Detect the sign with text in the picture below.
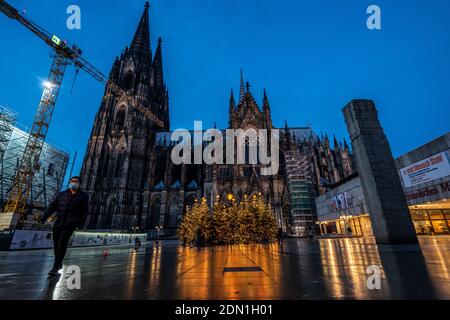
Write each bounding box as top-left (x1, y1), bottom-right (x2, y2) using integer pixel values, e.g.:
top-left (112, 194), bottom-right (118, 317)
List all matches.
top-left (331, 192), bottom-right (353, 211)
top-left (400, 150), bottom-right (450, 188)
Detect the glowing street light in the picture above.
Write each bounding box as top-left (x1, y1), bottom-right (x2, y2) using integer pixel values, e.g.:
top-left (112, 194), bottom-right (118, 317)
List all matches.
top-left (155, 225), bottom-right (163, 243)
top-left (42, 81), bottom-right (54, 89)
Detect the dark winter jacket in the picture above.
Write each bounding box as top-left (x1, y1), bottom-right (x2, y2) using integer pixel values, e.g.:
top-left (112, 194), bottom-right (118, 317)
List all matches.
top-left (41, 189), bottom-right (89, 228)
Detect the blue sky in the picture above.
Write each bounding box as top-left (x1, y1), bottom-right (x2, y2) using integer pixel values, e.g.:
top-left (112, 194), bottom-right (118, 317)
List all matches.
top-left (0, 0), bottom-right (449, 182)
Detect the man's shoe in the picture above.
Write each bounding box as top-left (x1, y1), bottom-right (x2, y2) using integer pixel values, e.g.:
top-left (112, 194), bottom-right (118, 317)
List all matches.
top-left (48, 267), bottom-right (60, 276)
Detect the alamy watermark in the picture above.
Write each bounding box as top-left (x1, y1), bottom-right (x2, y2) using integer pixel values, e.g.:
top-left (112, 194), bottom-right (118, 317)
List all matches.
top-left (366, 5), bottom-right (381, 30)
top-left (66, 265), bottom-right (81, 290)
top-left (170, 121), bottom-right (279, 176)
top-left (66, 5), bottom-right (81, 30)
top-left (64, 5), bottom-right (379, 32)
top-left (366, 265), bottom-right (381, 290)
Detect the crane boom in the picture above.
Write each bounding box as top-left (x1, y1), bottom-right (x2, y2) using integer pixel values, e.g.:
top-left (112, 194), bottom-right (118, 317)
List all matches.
top-left (0, 0), bottom-right (163, 229)
top-left (0, 0), bottom-right (164, 127)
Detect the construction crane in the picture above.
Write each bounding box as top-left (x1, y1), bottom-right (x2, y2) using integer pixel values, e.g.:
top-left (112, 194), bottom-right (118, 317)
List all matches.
top-left (0, 0), bottom-right (164, 227)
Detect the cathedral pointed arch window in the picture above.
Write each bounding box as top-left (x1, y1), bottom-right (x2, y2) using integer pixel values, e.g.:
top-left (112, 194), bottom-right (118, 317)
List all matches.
top-left (115, 105), bottom-right (127, 131)
top-left (149, 197), bottom-right (161, 229)
top-left (123, 70), bottom-right (134, 91)
top-left (168, 197), bottom-right (179, 228)
top-left (243, 133), bottom-right (259, 165)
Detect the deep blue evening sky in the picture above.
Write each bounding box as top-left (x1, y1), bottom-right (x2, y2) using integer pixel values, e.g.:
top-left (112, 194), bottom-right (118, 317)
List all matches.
top-left (1, 0), bottom-right (449, 181)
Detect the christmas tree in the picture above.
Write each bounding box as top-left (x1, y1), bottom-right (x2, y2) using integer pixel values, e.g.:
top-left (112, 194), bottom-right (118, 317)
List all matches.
top-left (178, 193), bottom-right (278, 245)
top-left (178, 197), bottom-right (212, 244)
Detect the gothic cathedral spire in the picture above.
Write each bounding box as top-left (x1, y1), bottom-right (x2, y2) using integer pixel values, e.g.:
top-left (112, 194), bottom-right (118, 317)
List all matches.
top-left (80, 1), bottom-right (170, 230)
top-left (152, 38), bottom-right (164, 88)
top-left (239, 68), bottom-right (245, 103)
top-left (130, 2), bottom-right (151, 58)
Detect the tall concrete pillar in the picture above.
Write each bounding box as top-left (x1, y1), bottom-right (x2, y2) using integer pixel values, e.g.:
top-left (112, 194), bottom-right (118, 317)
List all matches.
top-left (342, 99), bottom-right (417, 244)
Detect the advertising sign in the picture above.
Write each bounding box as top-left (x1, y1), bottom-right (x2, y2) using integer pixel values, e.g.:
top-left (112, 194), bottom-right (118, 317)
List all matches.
top-left (400, 150), bottom-right (450, 188)
top-left (331, 191), bottom-right (352, 211)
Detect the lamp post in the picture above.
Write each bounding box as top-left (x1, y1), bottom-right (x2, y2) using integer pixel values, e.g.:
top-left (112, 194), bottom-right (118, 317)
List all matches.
top-left (155, 225), bottom-right (162, 243)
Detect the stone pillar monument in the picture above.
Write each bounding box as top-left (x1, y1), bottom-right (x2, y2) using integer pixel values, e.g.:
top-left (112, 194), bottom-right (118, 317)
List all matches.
top-left (342, 99), bottom-right (417, 244)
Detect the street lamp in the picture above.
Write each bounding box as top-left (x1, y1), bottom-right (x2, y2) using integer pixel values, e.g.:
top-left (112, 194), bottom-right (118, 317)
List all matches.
top-left (155, 225), bottom-right (162, 243)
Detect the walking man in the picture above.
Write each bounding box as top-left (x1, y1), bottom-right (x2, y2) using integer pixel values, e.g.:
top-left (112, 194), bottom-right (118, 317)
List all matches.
top-left (40, 176), bottom-right (88, 276)
top-left (134, 236), bottom-right (142, 250)
top-left (277, 227), bottom-right (283, 245)
top-left (346, 226), bottom-right (353, 238)
top-left (196, 227), bottom-right (202, 251)
top-left (307, 226), bottom-right (314, 242)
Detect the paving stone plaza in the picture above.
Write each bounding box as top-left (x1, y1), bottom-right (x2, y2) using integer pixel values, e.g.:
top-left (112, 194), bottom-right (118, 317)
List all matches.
top-left (0, 236), bottom-right (448, 300)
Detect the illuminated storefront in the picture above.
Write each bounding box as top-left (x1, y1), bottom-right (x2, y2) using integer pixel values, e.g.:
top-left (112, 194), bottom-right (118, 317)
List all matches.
top-left (315, 174), bottom-right (374, 237)
top-left (315, 132), bottom-right (450, 237)
top-left (396, 133), bottom-right (450, 235)
top-left (318, 214), bottom-right (373, 237)
top-left (408, 202), bottom-right (450, 235)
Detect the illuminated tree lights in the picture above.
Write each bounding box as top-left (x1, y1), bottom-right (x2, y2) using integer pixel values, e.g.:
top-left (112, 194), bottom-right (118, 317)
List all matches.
top-left (178, 193), bottom-right (278, 245)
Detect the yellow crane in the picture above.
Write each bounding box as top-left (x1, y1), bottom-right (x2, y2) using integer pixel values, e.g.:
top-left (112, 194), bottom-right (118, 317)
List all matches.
top-left (0, 0), bottom-right (163, 229)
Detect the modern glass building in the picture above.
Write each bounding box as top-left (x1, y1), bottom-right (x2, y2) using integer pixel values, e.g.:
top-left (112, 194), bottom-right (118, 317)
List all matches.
top-left (0, 111), bottom-right (70, 212)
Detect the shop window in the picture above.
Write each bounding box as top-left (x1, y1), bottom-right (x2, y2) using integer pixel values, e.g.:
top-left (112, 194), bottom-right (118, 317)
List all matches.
top-left (336, 220), bottom-right (345, 234)
top-left (352, 218), bottom-right (363, 236)
top-left (414, 220), bottom-right (433, 235)
top-left (428, 210), bottom-right (444, 220)
top-left (360, 216), bottom-right (373, 236)
top-left (329, 222), bottom-right (337, 234)
top-left (410, 209), bottom-right (428, 220)
top-left (431, 220), bottom-right (449, 234)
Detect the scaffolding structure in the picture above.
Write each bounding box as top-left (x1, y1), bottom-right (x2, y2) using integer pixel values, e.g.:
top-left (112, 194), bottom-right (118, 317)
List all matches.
top-left (284, 147), bottom-right (315, 236)
top-left (0, 105), bottom-right (17, 153)
top-left (0, 106), bottom-right (18, 205)
top-left (1, 121), bottom-right (69, 228)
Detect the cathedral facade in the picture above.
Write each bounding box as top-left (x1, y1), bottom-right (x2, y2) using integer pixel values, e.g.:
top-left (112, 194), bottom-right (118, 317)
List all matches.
top-left (80, 3), bottom-right (355, 236)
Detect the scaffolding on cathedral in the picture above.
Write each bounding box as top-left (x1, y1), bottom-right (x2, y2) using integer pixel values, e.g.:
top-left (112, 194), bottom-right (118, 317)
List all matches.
top-left (284, 147), bottom-right (315, 236)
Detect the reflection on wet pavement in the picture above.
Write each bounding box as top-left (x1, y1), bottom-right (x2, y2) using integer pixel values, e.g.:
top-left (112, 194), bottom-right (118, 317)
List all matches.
top-left (0, 236), bottom-right (448, 300)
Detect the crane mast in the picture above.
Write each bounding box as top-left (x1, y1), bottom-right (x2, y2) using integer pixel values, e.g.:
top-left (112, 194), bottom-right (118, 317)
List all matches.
top-left (0, 0), bottom-right (163, 229)
top-left (3, 54), bottom-right (67, 220)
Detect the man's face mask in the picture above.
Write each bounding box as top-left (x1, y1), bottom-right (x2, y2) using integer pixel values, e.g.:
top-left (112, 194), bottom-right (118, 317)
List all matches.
top-left (69, 181), bottom-right (80, 191)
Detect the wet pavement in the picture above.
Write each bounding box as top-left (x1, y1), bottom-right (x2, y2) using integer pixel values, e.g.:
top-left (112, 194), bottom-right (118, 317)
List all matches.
top-left (0, 236), bottom-right (448, 300)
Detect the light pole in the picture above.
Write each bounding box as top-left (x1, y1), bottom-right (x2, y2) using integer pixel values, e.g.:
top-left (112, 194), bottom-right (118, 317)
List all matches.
top-left (155, 225), bottom-right (162, 243)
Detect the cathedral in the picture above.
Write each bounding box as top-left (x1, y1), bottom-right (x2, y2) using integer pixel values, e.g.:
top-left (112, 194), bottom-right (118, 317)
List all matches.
top-left (80, 3), bottom-right (355, 236)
